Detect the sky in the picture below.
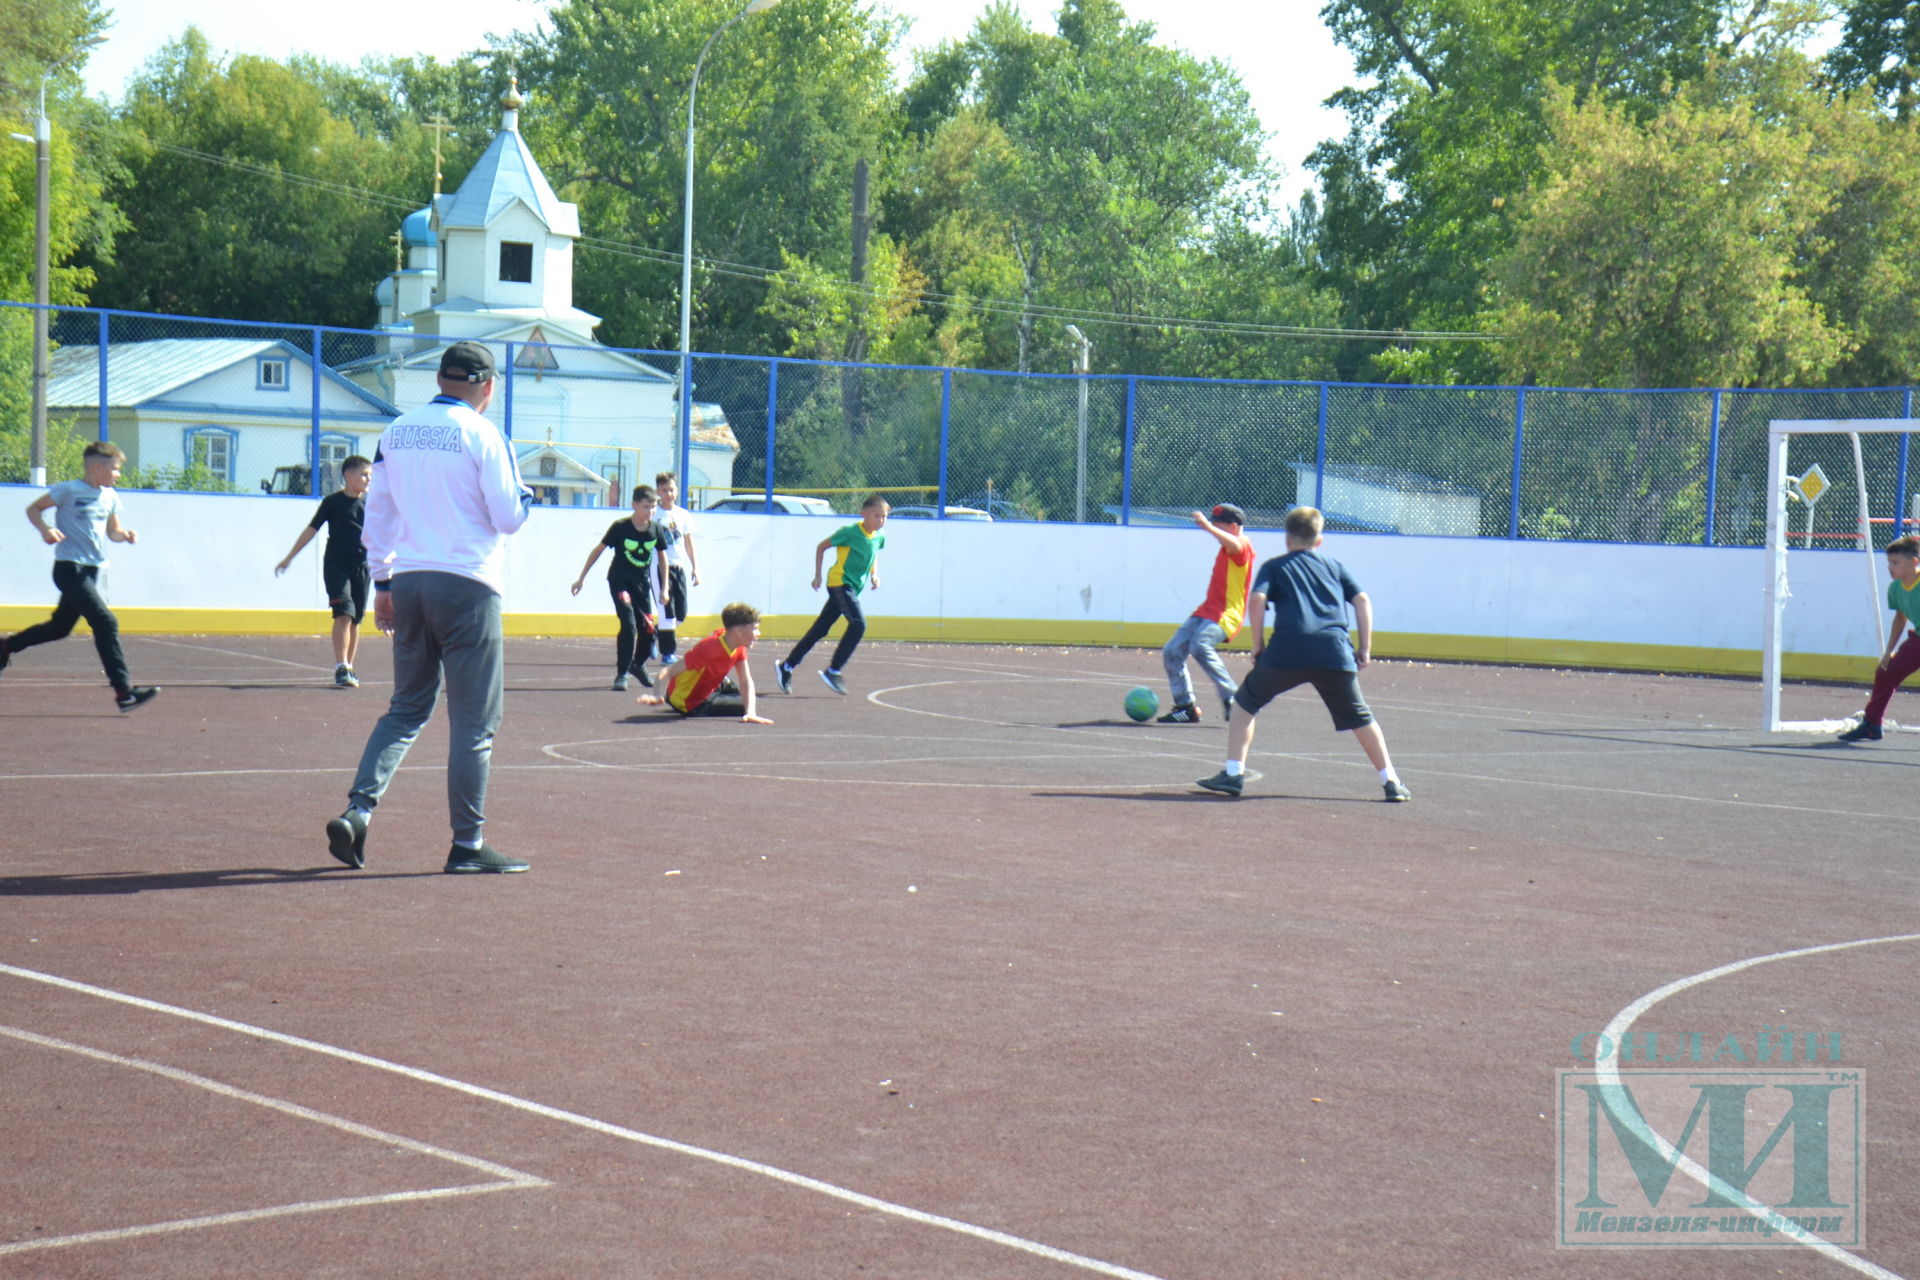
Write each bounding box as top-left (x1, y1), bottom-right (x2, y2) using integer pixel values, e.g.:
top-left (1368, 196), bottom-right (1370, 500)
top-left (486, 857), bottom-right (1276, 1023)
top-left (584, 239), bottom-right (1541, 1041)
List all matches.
top-left (79, 0), bottom-right (1356, 204)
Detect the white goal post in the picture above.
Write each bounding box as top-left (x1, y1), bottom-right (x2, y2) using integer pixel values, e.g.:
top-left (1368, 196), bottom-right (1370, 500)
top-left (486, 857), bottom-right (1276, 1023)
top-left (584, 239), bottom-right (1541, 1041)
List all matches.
top-left (1763, 418), bottom-right (1914, 731)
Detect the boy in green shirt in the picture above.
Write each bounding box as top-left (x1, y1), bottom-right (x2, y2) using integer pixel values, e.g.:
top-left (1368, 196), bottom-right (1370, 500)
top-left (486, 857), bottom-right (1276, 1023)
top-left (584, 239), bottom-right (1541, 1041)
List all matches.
top-left (775, 494), bottom-right (888, 695)
top-left (1838, 534), bottom-right (1920, 742)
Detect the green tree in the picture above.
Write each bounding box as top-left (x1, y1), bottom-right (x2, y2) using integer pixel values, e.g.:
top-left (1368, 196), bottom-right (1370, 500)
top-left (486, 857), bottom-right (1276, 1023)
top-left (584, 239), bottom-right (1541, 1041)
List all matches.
top-left (1826, 0), bottom-right (1920, 118)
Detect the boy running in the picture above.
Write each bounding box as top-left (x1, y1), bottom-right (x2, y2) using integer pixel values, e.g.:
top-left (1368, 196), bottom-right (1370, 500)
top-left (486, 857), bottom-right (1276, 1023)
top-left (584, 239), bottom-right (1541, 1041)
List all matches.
top-left (1158, 503), bottom-right (1255, 723)
top-left (1196, 506), bottom-right (1409, 802)
top-left (571, 484), bottom-right (668, 691)
top-left (274, 455), bottom-right (373, 687)
top-left (1837, 534), bottom-right (1920, 742)
top-left (636, 602), bottom-right (773, 723)
top-left (0, 441), bottom-right (159, 711)
top-left (775, 494), bottom-right (888, 695)
top-left (653, 471), bottom-right (701, 664)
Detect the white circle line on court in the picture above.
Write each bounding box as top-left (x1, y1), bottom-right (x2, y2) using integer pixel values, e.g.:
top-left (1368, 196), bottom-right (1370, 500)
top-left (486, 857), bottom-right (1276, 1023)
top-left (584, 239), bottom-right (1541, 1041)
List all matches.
top-left (0, 962), bottom-right (1171, 1280)
top-left (1593, 934), bottom-right (1920, 1279)
top-left (0, 1023), bottom-right (547, 1257)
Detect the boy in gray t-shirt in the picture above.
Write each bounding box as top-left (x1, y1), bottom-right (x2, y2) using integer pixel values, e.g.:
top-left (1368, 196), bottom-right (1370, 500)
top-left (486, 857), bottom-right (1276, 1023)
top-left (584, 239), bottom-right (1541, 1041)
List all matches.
top-left (0, 442), bottom-right (159, 711)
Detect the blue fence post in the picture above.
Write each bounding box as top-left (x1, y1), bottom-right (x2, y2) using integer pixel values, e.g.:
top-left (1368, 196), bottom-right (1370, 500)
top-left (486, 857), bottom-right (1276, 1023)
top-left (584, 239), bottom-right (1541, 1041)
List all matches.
top-left (310, 326), bottom-right (324, 495)
top-left (763, 358), bottom-right (778, 506)
top-left (1120, 376), bottom-right (1137, 526)
top-left (502, 342), bottom-right (515, 442)
top-left (938, 368), bottom-right (952, 511)
top-left (1899, 387), bottom-right (1915, 535)
top-left (1314, 383), bottom-right (1329, 510)
top-left (1702, 389), bottom-right (1723, 546)
top-left (95, 309), bottom-right (108, 442)
top-left (1509, 387), bottom-right (1526, 539)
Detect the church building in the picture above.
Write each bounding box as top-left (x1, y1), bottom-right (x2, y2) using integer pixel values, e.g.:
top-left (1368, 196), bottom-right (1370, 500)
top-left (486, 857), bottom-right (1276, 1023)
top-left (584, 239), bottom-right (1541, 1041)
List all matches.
top-left (346, 79), bottom-right (738, 507)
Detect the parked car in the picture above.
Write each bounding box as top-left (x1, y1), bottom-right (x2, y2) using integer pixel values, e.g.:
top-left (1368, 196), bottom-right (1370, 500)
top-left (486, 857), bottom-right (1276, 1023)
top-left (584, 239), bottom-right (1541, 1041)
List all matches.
top-left (887, 505), bottom-right (993, 521)
top-left (705, 493), bottom-right (836, 515)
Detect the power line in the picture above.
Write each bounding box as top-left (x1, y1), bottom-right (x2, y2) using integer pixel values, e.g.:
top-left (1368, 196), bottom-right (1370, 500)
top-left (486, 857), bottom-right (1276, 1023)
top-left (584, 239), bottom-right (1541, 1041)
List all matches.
top-left (148, 140), bottom-right (1501, 343)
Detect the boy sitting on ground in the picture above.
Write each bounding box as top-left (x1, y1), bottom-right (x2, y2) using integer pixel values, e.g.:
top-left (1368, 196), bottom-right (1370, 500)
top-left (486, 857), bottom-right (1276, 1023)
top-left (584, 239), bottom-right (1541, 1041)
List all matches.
top-left (636, 602), bottom-right (773, 724)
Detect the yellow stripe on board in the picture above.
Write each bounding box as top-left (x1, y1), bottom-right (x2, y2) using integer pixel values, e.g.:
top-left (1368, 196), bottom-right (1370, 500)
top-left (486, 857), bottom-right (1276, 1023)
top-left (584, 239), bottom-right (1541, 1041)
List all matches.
top-left (0, 607), bottom-right (1879, 684)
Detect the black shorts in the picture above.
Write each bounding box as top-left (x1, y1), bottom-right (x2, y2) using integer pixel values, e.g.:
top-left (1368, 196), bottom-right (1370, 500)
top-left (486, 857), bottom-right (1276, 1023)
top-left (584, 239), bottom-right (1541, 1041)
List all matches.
top-left (324, 564), bottom-right (370, 622)
top-left (1234, 663), bottom-right (1373, 731)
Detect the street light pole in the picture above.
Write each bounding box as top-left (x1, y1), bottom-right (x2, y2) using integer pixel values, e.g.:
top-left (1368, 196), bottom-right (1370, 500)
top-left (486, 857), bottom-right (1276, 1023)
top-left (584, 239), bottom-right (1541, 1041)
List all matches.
top-left (1066, 324), bottom-right (1091, 523)
top-left (678, 0), bottom-right (781, 501)
top-left (8, 83), bottom-right (53, 486)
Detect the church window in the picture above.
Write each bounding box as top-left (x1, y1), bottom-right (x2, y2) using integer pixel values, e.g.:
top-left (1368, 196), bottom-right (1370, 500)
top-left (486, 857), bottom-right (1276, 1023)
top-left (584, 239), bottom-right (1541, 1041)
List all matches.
top-left (499, 241), bottom-right (533, 283)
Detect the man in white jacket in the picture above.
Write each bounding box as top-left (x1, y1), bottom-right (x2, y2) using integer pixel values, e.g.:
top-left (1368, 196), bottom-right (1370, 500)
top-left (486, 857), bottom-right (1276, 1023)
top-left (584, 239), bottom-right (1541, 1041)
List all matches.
top-left (325, 342), bottom-right (535, 874)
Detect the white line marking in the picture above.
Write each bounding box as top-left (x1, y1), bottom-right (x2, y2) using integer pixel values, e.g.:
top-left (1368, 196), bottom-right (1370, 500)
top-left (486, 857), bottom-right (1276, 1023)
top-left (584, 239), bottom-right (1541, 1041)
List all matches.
top-left (0, 1023), bottom-right (546, 1257)
top-left (141, 636), bottom-right (333, 671)
top-left (0, 964), bottom-right (1169, 1280)
top-left (1593, 935), bottom-right (1920, 1280)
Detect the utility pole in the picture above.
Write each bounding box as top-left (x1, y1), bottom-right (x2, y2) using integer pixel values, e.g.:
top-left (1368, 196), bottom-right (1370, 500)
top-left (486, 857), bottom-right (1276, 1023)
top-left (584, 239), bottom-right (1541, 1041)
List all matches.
top-left (842, 158), bottom-right (871, 439)
top-left (8, 83), bottom-right (53, 485)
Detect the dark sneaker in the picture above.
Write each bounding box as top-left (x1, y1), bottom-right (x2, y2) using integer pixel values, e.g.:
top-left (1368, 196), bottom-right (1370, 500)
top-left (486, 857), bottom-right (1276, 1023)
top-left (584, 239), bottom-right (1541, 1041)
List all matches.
top-left (775, 662), bottom-right (793, 694)
top-left (1196, 770), bottom-right (1243, 797)
top-left (820, 669), bottom-right (848, 695)
top-left (0, 638), bottom-right (10, 673)
top-left (115, 686), bottom-right (159, 712)
top-left (444, 843), bottom-right (530, 874)
top-left (1157, 703), bottom-right (1202, 724)
top-left (326, 809), bottom-right (369, 869)
top-left (632, 664), bottom-right (654, 688)
top-left (612, 674), bottom-right (630, 692)
top-left (1222, 696), bottom-right (1236, 721)
top-left (1837, 720), bottom-right (1883, 742)
top-left (1383, 779), bottom-right (1412, 803)
top-left (334, 665), bottom-right (359, 688)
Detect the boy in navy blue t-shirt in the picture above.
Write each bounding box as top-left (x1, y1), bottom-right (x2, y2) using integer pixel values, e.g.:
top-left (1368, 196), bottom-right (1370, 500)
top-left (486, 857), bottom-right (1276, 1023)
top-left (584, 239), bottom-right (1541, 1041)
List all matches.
top-left (1197, 506), bottom-right (1409, 802)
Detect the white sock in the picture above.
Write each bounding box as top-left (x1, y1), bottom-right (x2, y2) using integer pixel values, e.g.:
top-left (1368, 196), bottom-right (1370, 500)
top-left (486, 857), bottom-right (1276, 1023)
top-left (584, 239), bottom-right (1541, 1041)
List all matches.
top-left (1224, 760), bottom-right (1244, 777)
top-left (453, 838), bottom-right (481, 851)
top-left (1378, 767), bottom-right (1399, 783)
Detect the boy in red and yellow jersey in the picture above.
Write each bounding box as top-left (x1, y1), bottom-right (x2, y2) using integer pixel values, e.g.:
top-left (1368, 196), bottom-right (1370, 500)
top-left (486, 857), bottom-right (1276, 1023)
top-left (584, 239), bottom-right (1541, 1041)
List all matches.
top-left (1158, 503), bottom-right (1254, 724)
top-left (637, 602), bottom-right (773, 724)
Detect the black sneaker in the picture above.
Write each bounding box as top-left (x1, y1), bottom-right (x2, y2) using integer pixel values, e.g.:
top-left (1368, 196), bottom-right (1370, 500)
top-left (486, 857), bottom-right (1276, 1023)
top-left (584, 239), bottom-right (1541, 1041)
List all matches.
top-left (612, 674), bottom-right (630, 692)
top-left (334, 665), bottom-right (359, 688)
top-left (444, 843), bottom-right (530, 874)
top-left (775, 662), bottom-right (793, 694)
top-left (326, 809), bottom-right (369, 869)
top-left (1196, 770), bottom-right (1243, 797)
top-left (1157, 704), bottom-right (1202, 724)
top-left (115, 686), bottom-right (159, 712)
top-left (820, 669), bottom-right (848, 695)
top-left (1383, 779), bottom-right (1412, 802)
top-left (1837, 721), bottom-right (1883, 742)
top-left (0, 638), bottom-right (10, 674)
top-left (632, 664), bottom-right (654, 688)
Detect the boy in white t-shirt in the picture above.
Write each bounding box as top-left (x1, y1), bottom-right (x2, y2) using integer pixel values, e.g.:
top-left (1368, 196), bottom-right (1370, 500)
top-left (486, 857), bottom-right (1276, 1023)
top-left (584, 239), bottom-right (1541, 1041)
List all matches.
top-left (652, 470), bottom-right (701, 666)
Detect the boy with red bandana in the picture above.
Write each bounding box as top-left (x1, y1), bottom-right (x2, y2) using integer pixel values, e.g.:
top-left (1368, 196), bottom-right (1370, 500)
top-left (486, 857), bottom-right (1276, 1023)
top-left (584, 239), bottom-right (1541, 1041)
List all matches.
top-left (1158, 503), bottom-right (1254, 723)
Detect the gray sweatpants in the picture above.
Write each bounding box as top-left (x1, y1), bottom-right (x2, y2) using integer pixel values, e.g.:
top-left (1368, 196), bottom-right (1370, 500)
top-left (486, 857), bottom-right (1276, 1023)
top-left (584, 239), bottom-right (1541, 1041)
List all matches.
top-left (348, 572), bottom-right (505, 846)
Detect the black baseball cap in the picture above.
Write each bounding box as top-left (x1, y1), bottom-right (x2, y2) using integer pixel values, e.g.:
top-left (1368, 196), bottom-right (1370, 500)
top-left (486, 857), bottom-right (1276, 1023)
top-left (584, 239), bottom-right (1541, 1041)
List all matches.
top-left (439, 341), bottom-right (496, 383)
top-left (1211, 503), bottom-right (1246, 526)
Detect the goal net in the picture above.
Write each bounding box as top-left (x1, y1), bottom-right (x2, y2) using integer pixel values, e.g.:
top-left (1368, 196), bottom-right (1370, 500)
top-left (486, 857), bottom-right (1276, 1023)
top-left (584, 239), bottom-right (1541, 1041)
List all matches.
top-left (1763, 418), bottom-right (1917, 731)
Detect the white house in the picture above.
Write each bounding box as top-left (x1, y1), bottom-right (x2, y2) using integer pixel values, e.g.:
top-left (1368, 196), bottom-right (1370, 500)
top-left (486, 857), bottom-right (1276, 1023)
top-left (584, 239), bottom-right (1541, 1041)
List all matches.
top-left (46, 337), bottom-right (399, 494)
top-left (346, 80), bottom-right (739, 507)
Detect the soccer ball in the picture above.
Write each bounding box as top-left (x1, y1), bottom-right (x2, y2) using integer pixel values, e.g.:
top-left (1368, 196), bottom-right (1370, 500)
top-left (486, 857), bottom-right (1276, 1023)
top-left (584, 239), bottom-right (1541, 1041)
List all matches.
top-left (1123, 686), bottom-right (1159, 722)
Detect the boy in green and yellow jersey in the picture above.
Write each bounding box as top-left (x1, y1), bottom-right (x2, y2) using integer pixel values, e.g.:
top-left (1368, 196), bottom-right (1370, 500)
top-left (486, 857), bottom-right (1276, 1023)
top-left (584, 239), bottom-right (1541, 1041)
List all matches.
top-left (776, 494), bottom-right (888, 696)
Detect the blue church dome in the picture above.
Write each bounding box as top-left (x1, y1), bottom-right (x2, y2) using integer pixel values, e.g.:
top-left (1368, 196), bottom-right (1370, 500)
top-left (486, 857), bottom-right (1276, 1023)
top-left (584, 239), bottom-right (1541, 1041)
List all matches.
top-left (401, 206), bottom-right (434, 247)
top-left (374, 276), bottom-right (395, 305)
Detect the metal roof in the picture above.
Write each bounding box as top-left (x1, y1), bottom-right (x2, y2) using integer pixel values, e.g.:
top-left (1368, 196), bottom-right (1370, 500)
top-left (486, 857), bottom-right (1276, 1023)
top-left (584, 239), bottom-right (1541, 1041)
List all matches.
top-left (435, 115), bottom-right (579, 238)
top-left (47, 338), bottom-right (397, 415)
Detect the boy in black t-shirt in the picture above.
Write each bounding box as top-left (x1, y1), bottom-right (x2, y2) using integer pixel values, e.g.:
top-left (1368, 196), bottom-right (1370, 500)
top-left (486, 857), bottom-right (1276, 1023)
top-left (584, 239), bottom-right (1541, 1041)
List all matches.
top-left (571, 484), bottom-right (669, 691)
top-left (274, 456), bottom-right (373, 687)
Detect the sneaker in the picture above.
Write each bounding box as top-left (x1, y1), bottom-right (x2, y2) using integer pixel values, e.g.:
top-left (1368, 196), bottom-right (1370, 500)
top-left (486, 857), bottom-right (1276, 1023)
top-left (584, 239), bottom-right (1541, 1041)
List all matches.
top-left (1157, 703), bottom-right (1202, 724)
top-left (326, 809), bottom-right (369, 869)
top-left (1222, 696), bottom-right (1236, 721)
top-left (115, 686), bottom-right (159, 713)
top-left (775, 662), bottom-right (793, 694)
top-left (0, 639), bottom-right (10, 674)
top-left (444, 843), bottom-right (530, 874)
top-left (1837, 720), bottom-right (1883, 742)
top-left (334, 665), bottom-right (359, 688)
top-left (612, 674), bottom-right (630, 692)
top-left (1196, 770), bottom-right (1243, 797)
top-left (820, 669), bottom-right (848, 695)
top-left (1383, 779), bottom-right (1412, 803)
top-left (632, 664), bottom-right (654, 688)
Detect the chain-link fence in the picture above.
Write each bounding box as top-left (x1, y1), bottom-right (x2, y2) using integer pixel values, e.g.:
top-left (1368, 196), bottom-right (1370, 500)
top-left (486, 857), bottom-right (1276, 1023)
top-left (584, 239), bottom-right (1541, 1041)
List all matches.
top-left (3, 299), bottom-right (1916, 545)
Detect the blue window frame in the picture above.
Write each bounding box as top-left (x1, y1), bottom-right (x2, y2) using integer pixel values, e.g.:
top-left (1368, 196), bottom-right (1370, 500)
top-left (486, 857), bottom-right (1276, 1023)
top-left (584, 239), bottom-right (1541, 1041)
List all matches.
top-left (257, 356), bottom-right (290, 391)
top-left (318, 432), bottom-right (357, 492)
top-left (184, 425), bottom-right (238, 482)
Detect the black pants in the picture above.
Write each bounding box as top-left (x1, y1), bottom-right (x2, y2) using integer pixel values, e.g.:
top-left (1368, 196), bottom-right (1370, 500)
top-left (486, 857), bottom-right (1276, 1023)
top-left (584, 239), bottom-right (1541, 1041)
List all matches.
top-left (785, 586), bottom-right (866, 673)
top-left (9, 561), bottom-right (131, 695)
top-left (657, 565), bottom-right (689, 661)
top-left (609, 580), bottom-right (657, 675)
top-left (682, 679), bottom-right (742, 717)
